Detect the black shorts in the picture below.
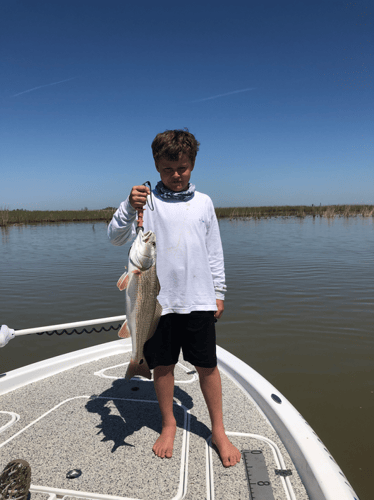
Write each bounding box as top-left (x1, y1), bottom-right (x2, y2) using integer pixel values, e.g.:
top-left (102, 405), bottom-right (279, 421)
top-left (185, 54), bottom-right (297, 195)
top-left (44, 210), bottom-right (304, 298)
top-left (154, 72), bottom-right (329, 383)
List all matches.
top-left (143, 311), bottom-right (217, 370)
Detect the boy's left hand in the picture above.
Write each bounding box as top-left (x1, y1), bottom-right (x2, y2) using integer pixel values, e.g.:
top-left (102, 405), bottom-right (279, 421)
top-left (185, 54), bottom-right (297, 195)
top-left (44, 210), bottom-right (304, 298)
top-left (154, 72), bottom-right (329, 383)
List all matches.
top-left (215, 299), bottom-right (224, 320)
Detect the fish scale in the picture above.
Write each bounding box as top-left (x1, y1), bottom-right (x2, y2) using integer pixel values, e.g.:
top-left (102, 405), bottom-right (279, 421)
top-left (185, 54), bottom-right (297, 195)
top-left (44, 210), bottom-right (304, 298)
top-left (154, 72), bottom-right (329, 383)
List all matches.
top-left (132, 267), bottom-right (161, 362)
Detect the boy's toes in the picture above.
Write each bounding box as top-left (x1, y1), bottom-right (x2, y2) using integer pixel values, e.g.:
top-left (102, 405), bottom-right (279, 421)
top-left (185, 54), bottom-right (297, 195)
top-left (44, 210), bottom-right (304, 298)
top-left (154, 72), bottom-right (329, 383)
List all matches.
top-left (153, 443), bottom-right (173, 458)
top-left (222, 451), bottom-right (241, 467)
top-left (152, 425), bottom-right (176, 459)
top-left (212, 435), bottom-right (241, 467)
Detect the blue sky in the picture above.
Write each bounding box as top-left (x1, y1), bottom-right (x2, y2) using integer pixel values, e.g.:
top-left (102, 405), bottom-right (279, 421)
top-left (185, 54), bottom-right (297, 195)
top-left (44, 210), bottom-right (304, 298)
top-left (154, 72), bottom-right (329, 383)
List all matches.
top-left (1, 0), bottom-right (373, 210)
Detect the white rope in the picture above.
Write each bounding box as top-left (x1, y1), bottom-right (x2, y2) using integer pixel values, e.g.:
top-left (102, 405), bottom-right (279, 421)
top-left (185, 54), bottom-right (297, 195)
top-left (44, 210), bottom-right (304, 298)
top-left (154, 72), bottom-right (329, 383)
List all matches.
top-left (13, 315), bottom-right (126, 336)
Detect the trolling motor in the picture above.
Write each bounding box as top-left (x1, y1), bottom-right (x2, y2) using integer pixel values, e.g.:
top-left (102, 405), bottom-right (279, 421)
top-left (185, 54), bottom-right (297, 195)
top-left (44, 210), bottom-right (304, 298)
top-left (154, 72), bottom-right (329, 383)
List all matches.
top-left (0, 325), bottom-right (15, 348)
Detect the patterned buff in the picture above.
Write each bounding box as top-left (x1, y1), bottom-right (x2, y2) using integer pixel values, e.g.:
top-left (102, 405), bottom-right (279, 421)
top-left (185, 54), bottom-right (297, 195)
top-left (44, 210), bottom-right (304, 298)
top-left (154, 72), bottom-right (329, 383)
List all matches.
top-left (155, 181), bottom-right (196, 201)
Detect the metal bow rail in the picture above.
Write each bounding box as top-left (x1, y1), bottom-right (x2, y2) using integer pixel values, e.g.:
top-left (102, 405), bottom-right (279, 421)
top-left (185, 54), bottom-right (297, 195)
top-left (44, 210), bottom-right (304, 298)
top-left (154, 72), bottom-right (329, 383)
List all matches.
top-left (13, 315), bottom-right (127, 337)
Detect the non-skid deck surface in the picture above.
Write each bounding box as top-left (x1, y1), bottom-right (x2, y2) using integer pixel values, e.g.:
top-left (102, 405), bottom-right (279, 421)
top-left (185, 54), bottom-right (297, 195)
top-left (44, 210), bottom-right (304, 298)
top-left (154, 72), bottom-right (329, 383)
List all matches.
top-left (0, 351), bottom-right (309, 500)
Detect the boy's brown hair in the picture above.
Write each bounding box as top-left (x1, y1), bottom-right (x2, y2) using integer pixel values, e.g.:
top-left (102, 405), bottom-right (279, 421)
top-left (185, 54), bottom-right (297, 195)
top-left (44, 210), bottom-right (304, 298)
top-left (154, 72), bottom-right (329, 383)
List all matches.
top-left (151, 129), bottom-right (200, 165)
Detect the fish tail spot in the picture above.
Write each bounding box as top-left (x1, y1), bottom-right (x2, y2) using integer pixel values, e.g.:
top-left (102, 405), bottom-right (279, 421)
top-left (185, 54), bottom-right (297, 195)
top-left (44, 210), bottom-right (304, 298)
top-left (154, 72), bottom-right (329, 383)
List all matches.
top-left (139, 359), bottom-right (144, 365)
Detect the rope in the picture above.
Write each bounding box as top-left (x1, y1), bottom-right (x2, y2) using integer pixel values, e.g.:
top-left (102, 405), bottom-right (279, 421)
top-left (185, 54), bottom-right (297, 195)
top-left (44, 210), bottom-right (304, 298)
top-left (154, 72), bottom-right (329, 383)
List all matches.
top-left (36, 324), bottom-right (122, 336)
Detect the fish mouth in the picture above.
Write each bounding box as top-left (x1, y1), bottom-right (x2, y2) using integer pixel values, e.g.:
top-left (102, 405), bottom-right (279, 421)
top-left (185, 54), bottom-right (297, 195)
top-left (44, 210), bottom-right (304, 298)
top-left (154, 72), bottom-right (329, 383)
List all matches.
top-left (143, 231), bottom-right (156, 245)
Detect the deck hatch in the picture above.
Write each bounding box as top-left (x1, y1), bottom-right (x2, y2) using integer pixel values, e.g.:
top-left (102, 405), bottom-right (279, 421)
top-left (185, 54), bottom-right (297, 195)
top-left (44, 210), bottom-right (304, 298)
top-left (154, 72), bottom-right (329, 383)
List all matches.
top-left (242, 449), bottom-right (275, 500)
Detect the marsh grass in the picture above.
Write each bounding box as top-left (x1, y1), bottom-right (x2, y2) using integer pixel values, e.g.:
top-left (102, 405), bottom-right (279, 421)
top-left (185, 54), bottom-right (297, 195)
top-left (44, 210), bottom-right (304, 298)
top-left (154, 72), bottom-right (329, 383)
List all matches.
top-left (0, 206), bottom-right (10, 226)
top-left (362, 206), bottom-right (374, 217)
top-left (1, 205), bottom-right (373, 226)
top-left (323, 206), bottom-right (337, 219)
top-left (1, 208), bottom-right (116, 226)
top-left (215, 205), bottom-right (374, 220)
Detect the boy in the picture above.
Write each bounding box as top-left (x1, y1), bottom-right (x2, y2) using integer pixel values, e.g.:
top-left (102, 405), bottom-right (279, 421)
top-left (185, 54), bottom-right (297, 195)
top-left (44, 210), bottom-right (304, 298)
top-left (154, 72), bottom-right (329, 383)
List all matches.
top-left (108, 129), bottom-right (241, 467)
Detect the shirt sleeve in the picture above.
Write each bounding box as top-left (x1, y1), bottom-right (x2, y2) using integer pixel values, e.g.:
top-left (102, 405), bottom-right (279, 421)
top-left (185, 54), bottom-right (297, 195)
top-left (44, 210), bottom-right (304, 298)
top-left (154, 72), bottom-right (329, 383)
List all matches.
top-left (205, 199), bottom-right (227, 300)
top-left (107, 197), bottom-right (137, 246)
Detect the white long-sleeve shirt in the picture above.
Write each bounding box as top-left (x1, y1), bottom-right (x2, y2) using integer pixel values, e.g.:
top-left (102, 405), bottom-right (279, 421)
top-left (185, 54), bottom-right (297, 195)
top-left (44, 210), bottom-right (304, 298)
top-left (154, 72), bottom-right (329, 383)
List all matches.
top-left (108, 190), bottom-right (226, 315)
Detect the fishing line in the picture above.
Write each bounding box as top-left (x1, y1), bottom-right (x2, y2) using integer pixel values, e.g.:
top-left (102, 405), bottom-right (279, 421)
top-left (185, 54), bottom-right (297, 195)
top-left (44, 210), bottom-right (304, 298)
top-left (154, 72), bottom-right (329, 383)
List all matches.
top-left (143, 181), bottom-right (154, 211)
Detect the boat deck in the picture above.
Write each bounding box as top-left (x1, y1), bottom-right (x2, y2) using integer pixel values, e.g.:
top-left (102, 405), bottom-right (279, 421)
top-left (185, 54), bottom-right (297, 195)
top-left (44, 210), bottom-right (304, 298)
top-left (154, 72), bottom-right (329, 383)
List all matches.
top-left (0, 345), bottom-right (309, 500)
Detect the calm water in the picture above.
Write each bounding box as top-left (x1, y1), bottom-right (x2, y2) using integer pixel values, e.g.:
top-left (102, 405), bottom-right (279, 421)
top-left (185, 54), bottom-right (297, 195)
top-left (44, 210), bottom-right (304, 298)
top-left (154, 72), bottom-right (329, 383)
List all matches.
top-left (1, 217), bottom-right (374, 499)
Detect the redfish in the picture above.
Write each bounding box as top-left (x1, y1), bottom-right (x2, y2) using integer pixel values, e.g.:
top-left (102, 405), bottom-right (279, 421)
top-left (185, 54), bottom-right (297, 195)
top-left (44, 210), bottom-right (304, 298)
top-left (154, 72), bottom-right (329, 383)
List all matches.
top-left (117, 229), bottom-right (162, 380)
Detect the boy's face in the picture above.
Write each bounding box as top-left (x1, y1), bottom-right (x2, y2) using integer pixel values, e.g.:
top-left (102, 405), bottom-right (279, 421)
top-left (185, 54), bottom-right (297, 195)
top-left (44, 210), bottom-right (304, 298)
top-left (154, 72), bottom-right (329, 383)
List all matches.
top-left (155, 154), bottom-right (194, 192)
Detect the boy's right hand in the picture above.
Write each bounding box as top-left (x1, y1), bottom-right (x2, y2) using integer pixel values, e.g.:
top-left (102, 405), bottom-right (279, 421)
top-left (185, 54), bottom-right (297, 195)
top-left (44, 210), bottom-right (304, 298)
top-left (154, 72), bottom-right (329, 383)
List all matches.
top-left (129, 185), bottom-right (150, 210)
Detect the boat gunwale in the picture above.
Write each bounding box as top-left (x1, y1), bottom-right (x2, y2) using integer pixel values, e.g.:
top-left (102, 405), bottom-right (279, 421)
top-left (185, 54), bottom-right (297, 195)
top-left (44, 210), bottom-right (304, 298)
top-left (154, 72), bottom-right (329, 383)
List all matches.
top-left (216, 346), bottom-right (359, 500)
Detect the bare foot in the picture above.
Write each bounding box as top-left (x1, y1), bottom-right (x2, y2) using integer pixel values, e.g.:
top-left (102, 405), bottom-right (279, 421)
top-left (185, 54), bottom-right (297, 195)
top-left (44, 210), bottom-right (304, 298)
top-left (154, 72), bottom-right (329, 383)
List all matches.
top-left (212, 432), bottom-right (241, 467)
top-left (153, 423), bottom-right (177, 458)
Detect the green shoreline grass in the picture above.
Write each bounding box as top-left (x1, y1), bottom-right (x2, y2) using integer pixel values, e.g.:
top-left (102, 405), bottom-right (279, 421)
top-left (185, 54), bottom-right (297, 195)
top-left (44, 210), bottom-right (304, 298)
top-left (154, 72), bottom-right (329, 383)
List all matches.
top-left (215, 204), bottom-right (374, 219)
top-left (1, 205), bottom-right (373, 227)
top-left (0, 208), bottom-right (115, 226)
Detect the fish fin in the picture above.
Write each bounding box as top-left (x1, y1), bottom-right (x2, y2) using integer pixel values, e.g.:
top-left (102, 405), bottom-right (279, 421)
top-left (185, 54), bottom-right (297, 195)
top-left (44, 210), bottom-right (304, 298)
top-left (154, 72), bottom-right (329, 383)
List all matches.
top-left (117, 272), bottom-right (129, 291)
top-left (125, 358), bottom-right (152, 380)
top-left (118, 320), bottom-right (131, 339)
top-left (156, 276), bottom-right (161, 295)
top-left (132, 269), bottom-right (141, 275)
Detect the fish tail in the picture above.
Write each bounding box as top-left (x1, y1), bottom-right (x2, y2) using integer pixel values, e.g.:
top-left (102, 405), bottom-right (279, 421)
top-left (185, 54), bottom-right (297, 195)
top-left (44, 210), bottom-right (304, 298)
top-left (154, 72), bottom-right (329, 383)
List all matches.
top-left (125, 358), bottom-right (152, 380)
